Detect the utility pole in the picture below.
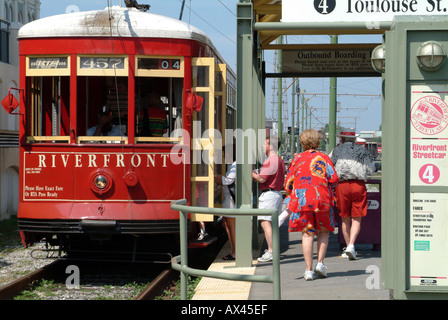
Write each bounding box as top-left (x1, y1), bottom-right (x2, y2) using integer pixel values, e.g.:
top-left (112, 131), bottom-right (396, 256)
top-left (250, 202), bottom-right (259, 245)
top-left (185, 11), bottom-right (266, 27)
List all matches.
top-left (329, 35), bottom-right (338, 153)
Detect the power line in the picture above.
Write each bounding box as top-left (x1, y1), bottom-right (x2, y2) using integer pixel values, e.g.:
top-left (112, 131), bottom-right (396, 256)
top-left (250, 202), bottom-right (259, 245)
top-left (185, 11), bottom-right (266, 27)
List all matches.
top-left (178, 0), bottom-right (236, 45)
top-left (217, 0), bottom-right (236, 16)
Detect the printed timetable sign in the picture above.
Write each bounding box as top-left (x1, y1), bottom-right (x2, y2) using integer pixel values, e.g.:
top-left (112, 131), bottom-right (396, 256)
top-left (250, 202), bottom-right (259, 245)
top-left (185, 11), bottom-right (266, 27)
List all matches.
top-left (410, 193), bottom-right (448, 289)
top-left (410, 84), bottom-right (448, 187)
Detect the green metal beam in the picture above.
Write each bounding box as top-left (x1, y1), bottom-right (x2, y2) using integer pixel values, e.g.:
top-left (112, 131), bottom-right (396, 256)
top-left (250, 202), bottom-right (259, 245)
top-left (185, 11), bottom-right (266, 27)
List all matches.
top-left (254, 21), bottom-right (393, 34)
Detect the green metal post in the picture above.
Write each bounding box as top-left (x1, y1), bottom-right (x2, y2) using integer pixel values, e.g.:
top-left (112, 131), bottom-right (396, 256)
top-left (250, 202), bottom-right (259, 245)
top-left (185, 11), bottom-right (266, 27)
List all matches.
top-left (171, 200), bottom-right (281, 300)
top-left (236, 1), bottom-right (254, 267)
top-left (291, 79), bottom-right (295, 156)
top-left (271, 205), bottom-right (281, 300)
top-left (300, 93), bottom-right (304, 152)
top-left (329, 35), bottom-right (338, 152)
top-left (277, 36), bottom-right (283, 152)
top-left (296, 80), bottom-right (300, 153)
top-left (179, 200), bottom-right (188, 300)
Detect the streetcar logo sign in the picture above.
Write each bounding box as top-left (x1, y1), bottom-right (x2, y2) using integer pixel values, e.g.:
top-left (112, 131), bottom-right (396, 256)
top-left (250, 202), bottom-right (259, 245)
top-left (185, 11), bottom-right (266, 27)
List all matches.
top-left (411, 96), bottom-right (448, 135)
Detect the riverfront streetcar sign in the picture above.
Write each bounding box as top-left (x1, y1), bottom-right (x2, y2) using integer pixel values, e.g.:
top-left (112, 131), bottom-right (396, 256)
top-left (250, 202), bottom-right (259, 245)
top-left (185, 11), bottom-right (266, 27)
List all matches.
top-left (283, 0), bottom-right (448, 23)
top-left (409, 84), bottom-right (448, 288)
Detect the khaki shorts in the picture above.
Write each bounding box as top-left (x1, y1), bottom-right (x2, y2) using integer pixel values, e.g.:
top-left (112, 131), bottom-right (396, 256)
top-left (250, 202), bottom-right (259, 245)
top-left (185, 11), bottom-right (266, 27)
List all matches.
top-left (257, 190), bottom-right (283, 221)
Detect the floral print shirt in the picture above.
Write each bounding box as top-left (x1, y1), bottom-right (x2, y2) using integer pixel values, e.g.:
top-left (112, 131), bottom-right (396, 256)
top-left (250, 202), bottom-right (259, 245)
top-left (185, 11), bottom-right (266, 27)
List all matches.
top-left (285, 150), bottom-right (339, 213)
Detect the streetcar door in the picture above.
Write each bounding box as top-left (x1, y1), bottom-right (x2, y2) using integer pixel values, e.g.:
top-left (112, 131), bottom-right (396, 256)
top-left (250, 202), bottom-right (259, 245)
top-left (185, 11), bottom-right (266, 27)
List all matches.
top-left (190, 58), bottom-right (227, 222)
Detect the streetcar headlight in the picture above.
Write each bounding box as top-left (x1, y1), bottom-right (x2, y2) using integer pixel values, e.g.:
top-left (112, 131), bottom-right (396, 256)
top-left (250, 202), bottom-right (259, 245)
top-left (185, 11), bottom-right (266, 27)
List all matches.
top-left (90, 171), bottom-right (113, 195)
top-left (94, 175), bottom-right (108, 190)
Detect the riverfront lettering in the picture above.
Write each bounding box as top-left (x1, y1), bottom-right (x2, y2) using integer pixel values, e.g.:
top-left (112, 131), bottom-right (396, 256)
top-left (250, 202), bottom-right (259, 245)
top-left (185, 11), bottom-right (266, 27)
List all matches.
top-left (346, 0), bottom-right (447, 13)
top-left (37, 153), bottom-right (170, 169)
top-left (412, 143), bottom-right (448, 159)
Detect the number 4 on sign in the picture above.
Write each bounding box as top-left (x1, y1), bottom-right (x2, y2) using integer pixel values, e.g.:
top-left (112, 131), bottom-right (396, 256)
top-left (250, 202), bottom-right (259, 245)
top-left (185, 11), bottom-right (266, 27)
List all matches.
top-left (423, 165), bottom-right (434, 183)
top-left (419, 164), bottom-right (440, 184)
top-left (315, 0), bottom-right (336, 14)
top-left (318, 0), bottom-right (329, 13)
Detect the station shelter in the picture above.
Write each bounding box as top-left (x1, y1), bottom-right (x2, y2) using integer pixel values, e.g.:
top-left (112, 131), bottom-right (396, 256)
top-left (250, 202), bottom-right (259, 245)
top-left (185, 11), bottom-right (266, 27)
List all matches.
top-left (235, 0), bottom-right (448, 300)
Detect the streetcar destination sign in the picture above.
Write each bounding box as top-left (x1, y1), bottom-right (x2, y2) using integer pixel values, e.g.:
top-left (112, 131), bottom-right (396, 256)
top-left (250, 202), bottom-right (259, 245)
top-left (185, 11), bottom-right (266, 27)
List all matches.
top-left (283, 0), bottom-right (448, 23)
top-left (29, 57), bottom-right (68, 69)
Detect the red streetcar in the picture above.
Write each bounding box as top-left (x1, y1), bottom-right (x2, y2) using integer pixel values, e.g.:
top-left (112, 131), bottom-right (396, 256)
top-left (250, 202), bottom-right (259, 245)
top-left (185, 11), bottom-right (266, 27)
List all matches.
top-left (4, 6), bottom-right (236, 258)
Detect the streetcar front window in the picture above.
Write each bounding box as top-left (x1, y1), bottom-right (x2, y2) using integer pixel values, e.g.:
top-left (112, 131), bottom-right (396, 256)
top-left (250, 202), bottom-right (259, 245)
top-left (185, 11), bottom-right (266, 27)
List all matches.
top-left (25, 76), bottom-right (71, 143)
top-left (77, 76), bottom-right (128, 143)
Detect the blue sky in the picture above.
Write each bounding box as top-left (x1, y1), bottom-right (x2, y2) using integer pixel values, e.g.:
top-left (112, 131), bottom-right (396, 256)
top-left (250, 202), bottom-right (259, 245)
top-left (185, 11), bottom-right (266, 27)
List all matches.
top-left (39, 0), bottom-right (383, 133)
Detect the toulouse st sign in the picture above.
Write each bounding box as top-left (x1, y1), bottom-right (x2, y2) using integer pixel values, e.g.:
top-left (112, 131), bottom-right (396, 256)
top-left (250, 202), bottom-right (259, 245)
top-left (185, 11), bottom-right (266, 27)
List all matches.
top-left (283, 0), bottom-right (448, 23)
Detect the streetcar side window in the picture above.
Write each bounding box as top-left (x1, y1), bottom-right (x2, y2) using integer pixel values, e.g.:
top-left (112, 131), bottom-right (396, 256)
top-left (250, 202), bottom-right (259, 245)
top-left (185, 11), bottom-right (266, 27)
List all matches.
top-left (25, 76), bottom-right (70, 143)
top-left (135, 77), bottom-right (183, 143)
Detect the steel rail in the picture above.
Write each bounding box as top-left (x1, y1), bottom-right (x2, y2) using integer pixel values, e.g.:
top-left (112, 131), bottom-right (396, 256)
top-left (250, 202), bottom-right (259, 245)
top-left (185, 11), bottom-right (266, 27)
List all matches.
top-left (0, 260), bottom-right (64, 300)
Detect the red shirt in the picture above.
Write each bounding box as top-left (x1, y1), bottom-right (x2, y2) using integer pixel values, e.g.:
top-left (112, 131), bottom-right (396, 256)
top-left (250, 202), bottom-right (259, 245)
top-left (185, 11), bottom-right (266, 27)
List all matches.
top-left (258, 154), bottom-right (285, 191)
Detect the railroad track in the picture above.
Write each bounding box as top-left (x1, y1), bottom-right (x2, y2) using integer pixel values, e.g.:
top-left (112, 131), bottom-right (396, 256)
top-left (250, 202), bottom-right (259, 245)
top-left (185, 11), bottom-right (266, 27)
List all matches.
top-left (0, 259), bottom-right (179, 300)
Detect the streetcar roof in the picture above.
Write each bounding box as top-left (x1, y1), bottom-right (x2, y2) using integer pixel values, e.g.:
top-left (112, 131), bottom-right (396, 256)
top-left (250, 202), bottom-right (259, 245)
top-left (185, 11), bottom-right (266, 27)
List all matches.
top-left (18, 6), bottom-right (212, 46)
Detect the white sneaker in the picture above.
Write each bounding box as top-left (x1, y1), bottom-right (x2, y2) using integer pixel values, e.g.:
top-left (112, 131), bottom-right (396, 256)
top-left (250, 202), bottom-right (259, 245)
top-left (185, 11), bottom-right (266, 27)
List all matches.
top-left (344, 245), bottom-right (357, 260)
top-left (315, 262), bottom-right (328, 278)
top-left (258, 249), bottom-right (273, 262)
top-left (197, 232), bottom-right (208, 241)
top-left (304, 270), bottom-right (315, 281)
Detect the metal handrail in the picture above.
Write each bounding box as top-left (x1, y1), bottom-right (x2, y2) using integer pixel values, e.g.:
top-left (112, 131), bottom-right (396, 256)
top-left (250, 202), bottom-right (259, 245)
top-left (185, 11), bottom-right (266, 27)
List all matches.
top-left (170, 199), bottom-right (281, 300)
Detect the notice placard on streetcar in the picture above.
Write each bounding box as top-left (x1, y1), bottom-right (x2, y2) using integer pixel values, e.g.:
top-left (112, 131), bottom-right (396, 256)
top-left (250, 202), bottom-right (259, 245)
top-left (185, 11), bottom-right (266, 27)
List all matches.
top-left (410, 84), bottom-right (448, 187)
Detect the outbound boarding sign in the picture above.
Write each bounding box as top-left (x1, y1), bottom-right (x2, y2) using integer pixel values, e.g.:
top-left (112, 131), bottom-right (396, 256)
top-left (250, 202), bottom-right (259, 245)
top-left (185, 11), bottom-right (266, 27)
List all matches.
top-left (282, 0), bottom-right (448, 23)
top-left (282, 47), bottom-right (377, 76)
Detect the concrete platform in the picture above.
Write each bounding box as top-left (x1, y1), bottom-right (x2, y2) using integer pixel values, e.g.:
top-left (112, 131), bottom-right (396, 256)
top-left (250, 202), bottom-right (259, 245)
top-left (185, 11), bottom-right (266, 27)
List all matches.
top-left (193, 223), bottom-right (391, 300)
top-left (250, 224), bottom-right (391, 300)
